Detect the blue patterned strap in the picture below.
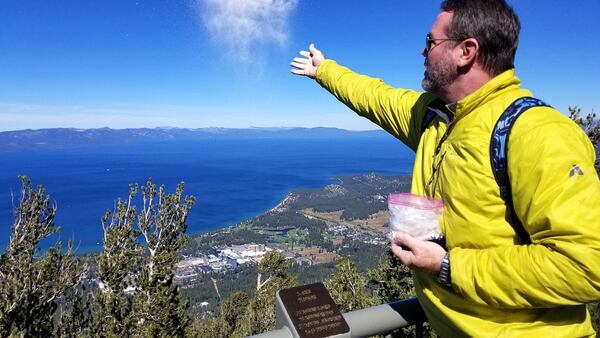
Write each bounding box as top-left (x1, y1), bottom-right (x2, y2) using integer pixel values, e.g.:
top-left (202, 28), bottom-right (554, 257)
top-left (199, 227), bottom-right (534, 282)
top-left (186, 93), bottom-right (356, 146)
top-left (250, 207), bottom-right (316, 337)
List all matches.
top-left (490, 97), bottom-right (550, 245)
top-left (421, 98), bottom-right (453, 134)
top-left (422, 109), bottom-right (438, 134)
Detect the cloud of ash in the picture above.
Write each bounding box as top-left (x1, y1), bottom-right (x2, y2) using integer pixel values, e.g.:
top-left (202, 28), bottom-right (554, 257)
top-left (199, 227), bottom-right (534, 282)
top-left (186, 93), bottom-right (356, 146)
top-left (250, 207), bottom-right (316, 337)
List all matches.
top-left (198, 0), bottom-right (298, 61)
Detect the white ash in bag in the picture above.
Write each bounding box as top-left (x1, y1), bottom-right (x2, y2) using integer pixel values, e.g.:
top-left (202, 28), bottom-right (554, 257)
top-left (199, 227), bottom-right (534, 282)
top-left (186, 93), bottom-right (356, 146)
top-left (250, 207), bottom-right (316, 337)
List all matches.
top-left (388, 193), bottom-right (444, 241)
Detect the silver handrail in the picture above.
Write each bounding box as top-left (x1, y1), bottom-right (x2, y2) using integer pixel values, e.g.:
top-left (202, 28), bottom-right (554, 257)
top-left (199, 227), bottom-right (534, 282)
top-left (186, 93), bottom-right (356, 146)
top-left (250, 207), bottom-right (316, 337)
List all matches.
top-left (247, 297), bottom-right (426, 338)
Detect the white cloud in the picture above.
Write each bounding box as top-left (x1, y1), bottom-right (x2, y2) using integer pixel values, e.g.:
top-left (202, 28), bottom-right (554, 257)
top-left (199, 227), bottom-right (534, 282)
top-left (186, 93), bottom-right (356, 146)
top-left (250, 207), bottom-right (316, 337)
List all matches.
top-left (198, 0), bottom-right (298, 61)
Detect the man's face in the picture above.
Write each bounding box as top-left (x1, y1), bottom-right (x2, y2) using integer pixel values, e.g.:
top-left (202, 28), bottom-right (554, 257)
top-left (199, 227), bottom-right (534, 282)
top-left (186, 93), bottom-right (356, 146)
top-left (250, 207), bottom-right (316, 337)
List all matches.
top-left (422, 12), bottom-right (459, 97)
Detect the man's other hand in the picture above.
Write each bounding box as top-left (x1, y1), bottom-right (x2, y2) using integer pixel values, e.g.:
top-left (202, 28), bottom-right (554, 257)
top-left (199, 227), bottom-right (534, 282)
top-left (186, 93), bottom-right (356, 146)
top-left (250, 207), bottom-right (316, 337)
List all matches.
top-left (391, 233), bottom-right (447, 275)
top-left (290, 43), bottom-right (325, 79)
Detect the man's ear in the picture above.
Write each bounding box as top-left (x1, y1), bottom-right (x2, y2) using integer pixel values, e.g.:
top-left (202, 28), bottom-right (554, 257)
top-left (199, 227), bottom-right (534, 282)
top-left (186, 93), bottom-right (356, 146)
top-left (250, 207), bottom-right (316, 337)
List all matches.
top-left (457, 38), bottom-right (479, 67)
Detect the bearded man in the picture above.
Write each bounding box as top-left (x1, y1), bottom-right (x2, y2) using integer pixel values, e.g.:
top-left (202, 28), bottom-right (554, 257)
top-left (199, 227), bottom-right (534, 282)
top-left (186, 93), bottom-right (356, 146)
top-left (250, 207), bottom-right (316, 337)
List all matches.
top-left (291, 0), bottom-right (600, 336)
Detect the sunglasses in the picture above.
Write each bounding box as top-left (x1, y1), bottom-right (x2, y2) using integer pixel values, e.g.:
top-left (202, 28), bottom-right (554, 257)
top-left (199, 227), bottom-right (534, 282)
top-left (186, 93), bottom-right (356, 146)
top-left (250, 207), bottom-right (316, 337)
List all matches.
top-left (425, 33), bottom-right (463, 52)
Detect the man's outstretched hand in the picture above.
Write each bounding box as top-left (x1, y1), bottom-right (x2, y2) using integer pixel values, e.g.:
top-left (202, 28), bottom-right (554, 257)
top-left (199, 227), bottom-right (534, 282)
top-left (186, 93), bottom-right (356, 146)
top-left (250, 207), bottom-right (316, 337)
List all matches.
top-left (290, 43), bottom-right (325, 79)
top-left (391, 233), bottom-right (447, 275)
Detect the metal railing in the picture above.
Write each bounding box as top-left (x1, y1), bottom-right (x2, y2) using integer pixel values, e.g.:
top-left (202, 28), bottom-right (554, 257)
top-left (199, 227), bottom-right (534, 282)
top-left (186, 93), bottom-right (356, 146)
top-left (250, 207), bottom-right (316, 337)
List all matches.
top-left (248, 297), bottom-right (427, 338)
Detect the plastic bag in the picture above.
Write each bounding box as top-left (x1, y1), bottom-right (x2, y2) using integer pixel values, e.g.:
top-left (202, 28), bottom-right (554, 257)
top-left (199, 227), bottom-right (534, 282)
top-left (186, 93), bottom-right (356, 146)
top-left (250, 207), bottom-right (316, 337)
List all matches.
top-left (388, 193), bottom-right (444, 241)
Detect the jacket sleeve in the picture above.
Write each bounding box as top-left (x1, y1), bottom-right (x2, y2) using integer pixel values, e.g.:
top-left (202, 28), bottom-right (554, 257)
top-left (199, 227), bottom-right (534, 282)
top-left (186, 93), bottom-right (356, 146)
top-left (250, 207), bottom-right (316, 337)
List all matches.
top-left (315, 60), bottom-right (435, 151)
top-left (451, 110), bottom-right (600, 308)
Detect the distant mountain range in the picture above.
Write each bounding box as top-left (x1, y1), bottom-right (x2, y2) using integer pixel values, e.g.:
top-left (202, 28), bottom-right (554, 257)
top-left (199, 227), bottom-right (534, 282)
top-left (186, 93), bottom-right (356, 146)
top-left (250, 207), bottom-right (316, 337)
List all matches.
top-left (0, 127), bottom-right (387, 151)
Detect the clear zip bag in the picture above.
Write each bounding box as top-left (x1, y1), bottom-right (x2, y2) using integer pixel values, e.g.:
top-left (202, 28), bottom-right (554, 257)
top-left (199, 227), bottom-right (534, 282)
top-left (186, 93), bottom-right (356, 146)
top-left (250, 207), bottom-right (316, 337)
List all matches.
top-left (388, 193), bottom-right (444, 241)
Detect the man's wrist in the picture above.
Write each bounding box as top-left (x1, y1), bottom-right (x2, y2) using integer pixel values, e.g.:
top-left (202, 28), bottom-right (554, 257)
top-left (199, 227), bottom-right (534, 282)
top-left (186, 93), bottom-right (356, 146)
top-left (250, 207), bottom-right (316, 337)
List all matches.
top-left (314, 59), bottom-right (333, 82)
top-left (437, 252), bottom-right (451, 286)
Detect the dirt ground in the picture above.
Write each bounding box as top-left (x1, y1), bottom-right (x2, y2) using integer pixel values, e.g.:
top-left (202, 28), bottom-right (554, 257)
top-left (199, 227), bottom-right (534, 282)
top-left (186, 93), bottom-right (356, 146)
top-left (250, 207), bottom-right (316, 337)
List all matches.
top-left (297, 246), bottom-right (338, 264)
top-left (301, 209), bottom-right (390, 235)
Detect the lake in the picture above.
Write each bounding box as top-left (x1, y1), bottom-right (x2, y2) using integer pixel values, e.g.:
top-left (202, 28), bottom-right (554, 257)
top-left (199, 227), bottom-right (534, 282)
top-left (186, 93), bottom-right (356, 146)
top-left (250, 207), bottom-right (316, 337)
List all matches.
top-left (0, 135), bottom-right (415, 253)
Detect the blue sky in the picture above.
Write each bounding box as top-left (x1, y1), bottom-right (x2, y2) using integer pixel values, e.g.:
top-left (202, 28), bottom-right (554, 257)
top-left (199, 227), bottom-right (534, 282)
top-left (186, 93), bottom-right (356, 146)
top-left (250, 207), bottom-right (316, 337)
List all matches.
top-left (0, 0), bottom-right (598, 132)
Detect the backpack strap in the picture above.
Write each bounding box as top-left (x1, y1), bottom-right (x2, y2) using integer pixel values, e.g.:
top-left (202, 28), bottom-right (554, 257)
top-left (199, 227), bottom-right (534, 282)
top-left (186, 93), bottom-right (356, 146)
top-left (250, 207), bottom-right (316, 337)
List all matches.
top-left (421, 98), bottom-right (453, 134)
top-left (490, 97), bottom-right (550, 245)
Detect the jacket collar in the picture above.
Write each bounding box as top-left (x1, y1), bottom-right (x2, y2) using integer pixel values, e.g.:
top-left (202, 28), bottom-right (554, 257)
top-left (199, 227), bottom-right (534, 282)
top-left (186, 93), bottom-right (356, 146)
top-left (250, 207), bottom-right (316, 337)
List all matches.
top-left (452, 69), bottom-right (521, 121)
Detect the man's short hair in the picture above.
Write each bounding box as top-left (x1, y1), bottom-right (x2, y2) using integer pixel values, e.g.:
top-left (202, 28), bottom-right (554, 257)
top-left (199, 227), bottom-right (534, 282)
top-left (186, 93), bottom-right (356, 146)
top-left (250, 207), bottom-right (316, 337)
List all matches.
top-left (441, 0), bottom-right (520, 76)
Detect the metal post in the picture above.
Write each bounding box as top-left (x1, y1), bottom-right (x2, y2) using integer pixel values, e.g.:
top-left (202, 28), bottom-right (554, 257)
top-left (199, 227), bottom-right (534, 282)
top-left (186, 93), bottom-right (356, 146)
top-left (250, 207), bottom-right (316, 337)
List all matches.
top-left (342, 298), bottom-right (425, 337)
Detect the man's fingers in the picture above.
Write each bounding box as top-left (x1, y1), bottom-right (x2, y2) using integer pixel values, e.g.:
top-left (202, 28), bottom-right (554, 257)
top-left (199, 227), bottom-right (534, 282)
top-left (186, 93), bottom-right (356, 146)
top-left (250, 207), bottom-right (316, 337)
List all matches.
top-left (391, 242), bottom-right (414, 266)
top-left (291, 45), bottom-right (319, 78)
top-left (394, 233), bottom-right (419, 250)
top-left (309, 43), bottom-right (325, 60)
top-left (292, 57), bottom-right (308, 64)
top-left (290, 61), bottom-right (306, 69)
top-left (390, 241), bottom-right (404, 257)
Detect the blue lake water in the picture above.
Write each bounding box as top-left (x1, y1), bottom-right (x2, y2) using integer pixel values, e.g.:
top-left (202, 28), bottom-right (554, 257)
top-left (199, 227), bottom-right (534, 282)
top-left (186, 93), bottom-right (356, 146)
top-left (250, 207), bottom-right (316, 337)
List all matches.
top-left (0, 135), bottom-right (415, 253)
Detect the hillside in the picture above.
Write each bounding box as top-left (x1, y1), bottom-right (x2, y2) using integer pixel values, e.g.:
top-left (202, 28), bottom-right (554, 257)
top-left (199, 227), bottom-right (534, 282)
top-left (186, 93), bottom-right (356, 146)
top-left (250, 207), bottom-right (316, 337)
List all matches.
top-left (178, 172), bottom-right (412, 314)
top-left (0, 127), bottom-right (387, 151)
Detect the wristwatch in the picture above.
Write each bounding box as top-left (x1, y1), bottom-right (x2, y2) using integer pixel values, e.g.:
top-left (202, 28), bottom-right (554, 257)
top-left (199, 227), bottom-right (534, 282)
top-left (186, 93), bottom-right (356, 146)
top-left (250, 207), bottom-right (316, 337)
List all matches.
top-left (437, 252), bottom-right (451, 286)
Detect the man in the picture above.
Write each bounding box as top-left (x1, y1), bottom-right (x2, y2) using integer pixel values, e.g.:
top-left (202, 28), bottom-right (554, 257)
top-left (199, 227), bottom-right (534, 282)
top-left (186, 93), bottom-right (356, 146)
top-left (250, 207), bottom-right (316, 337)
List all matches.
top-left (291, 0), bottom-right (600, 336)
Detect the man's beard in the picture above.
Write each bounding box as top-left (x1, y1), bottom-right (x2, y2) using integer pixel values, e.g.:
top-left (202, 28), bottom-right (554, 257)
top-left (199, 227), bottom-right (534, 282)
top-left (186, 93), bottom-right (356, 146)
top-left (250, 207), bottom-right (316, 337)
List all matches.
top-left (422, 53), bottom-right (457, 96)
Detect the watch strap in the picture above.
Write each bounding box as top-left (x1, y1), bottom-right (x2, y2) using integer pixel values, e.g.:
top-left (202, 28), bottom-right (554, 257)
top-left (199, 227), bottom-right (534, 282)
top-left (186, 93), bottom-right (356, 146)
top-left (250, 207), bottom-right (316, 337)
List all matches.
top-left (437, 252), bottom-right (451, 286)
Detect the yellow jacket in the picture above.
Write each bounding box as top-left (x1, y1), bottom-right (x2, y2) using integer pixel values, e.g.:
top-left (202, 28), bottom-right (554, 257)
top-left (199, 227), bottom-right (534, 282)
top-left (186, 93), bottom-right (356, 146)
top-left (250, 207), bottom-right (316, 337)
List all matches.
top-left (316, 59), bottom-right (600, 337)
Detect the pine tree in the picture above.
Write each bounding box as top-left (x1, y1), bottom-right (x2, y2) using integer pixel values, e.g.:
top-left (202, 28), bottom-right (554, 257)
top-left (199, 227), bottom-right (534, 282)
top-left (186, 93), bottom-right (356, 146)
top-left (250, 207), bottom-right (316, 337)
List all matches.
top-left (324, 255), bottom-right (376, 313)
top-left (93, 180), bottom-right (195, 337)
top-left (256, 251), bottom-right (291, 291)
top-left (132, 180), bottom-right (195, 338)
top-left (186, 318), bottom-right (229, 338)
top-left (367, 249), bottom-right (414, 303)
top-left (569, 106), bottom-right (600, 172)
top-left (57, 285), bottom-right (94, 338)
top-left (366, 249), bottom-right (434, 337)
top-left (0, 177), bottom-right (84, 338)
top-left (233, 251), bottom-right (296, 337)
top-left (93, 183), bottom-right (140, 337)
top-left (219, 291), bottom-right (249, 335)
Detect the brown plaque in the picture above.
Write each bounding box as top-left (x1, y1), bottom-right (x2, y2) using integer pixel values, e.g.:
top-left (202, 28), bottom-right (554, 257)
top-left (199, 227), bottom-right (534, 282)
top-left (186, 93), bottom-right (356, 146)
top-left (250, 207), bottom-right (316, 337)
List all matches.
top-left (278, 283), bottom-right (350, 338)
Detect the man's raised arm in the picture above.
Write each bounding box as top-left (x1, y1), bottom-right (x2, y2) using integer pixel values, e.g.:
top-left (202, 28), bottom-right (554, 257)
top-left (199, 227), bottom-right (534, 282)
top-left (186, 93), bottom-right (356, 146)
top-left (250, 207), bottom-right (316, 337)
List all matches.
top-left (288, 44), bottom-right (436, 151)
